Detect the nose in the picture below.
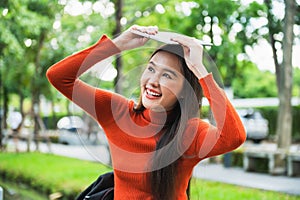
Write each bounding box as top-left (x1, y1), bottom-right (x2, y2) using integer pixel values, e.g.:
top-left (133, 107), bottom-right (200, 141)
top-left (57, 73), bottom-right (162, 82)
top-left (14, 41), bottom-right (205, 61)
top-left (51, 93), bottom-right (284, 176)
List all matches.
top-left (148, 74), bottom-right (160, 87)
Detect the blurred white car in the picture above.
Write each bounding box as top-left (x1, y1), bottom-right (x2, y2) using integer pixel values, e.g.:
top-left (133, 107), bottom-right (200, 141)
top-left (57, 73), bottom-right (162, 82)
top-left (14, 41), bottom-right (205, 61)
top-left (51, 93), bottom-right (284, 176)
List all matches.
top-left (57, 116), bottom-right (87, 145)
top-left (57, 116), bottom-right (107, 146)
top-left (237, 109), bottom-right (269, 143)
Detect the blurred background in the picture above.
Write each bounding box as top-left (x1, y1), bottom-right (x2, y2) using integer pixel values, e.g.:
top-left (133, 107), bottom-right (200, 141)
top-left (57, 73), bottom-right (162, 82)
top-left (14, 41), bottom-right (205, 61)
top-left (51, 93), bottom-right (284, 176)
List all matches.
top-left (1, 0), bottom-right (299, 150)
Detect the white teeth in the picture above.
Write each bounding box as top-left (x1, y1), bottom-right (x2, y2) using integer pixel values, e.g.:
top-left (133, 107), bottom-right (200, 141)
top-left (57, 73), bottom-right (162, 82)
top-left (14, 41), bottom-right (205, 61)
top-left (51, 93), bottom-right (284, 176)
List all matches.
top-left (147, 89), bottom-right (161, 97)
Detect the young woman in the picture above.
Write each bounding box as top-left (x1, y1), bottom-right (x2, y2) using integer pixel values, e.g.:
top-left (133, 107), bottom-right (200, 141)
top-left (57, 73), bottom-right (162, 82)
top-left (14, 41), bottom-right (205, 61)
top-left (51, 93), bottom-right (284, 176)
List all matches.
top-left (47, 25), bottom-right (246, 200)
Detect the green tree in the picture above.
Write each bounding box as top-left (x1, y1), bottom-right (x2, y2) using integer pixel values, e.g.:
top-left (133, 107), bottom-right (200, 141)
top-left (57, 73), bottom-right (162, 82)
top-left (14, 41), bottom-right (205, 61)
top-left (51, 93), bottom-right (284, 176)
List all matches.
top-left (22, 0), bottom-right (62, 150)
top-left (275, 0), bottom-right (296, 152)
top-left (232, 61), bottom-right (277, 98)
top-left (0, 1), bottom-right (28, 148)
top-left (3, 0), bottom-right (296, 149)
top-left (236, 0), bottom-right (298, 171)
top-left (0, 0), bottom-right (62, 150)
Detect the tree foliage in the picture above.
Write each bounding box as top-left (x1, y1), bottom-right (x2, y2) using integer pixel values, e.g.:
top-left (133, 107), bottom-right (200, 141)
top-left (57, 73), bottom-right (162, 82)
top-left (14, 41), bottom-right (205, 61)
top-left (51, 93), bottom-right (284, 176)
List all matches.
top-left (1, 0), bottom-right (299, 149)
top-left (232, 62), bottom-right (277, 98)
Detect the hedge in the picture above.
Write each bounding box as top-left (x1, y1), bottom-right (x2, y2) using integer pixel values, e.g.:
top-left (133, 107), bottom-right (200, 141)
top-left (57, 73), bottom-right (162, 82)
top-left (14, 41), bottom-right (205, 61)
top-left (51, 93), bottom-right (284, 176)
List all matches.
top-left (258, 105), bottom-right (300, 142)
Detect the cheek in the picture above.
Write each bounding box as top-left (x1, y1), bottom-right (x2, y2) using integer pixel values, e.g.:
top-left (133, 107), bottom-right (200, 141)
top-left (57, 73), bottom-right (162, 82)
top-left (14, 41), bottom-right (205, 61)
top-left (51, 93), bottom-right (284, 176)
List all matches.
top-left (140, 71), bottom-right (149, 85)
top-left (161, 87), bottom-right (179, 99)
top-left (161, 79), bottom-right (184, 95)
top-left (140, 78), bottom-right (145, 90)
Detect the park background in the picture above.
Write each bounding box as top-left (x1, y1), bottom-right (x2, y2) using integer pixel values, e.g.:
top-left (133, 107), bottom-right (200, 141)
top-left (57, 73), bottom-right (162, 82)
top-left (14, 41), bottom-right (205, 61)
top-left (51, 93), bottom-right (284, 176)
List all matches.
top-left (0, 0), bottom-right (300, 199)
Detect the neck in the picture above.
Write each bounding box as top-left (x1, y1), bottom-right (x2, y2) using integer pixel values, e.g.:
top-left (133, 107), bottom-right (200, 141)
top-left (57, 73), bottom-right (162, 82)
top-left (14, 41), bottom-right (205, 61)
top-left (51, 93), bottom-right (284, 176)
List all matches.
top-left (142, 109), bottom-right (177, 125)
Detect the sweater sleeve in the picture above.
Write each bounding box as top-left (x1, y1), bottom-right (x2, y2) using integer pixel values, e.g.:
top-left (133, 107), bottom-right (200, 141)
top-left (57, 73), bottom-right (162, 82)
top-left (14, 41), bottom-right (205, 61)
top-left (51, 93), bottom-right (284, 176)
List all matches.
top-left (46, 35), bottom-right (126, 125)
top-left (194, 73), bottom-right (246, 159)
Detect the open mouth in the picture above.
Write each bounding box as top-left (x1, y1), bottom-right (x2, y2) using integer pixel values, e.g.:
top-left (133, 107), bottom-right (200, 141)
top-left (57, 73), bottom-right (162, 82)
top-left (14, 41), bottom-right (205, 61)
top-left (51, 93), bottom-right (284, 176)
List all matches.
top-left (146, 88), bottom-right (162, 98)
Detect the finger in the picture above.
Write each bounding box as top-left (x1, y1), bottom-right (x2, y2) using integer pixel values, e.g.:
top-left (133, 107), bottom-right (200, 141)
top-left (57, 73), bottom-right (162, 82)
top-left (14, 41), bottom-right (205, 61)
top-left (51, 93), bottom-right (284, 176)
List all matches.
top-left (181, 45), bottom-right (195, 68)
top-left (171, 35), bottom-right (193, 46)
top-left (131, 25), bottom-right (158, 35)
top-left (182, 45), bottom-right (190, 59)
top-left (146, 25), bottom-right (158, 34)
top-left (141, 37), bottom-right (150, 44)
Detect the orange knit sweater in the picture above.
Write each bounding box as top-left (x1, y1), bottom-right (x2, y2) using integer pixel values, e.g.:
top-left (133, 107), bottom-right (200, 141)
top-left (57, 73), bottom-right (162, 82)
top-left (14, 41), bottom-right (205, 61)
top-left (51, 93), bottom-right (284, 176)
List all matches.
top-left (46, 35), bottom-right (246, 200)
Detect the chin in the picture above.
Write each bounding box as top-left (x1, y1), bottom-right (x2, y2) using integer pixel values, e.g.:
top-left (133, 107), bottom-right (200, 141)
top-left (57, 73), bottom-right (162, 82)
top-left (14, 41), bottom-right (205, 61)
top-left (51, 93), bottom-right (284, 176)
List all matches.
top-left (142, 101), bottom-right (163, 112)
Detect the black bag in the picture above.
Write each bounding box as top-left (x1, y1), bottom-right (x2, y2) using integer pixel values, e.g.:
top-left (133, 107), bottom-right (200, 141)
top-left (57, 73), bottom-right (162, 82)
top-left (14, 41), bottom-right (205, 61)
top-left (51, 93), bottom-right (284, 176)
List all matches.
top-left (76, 172), bottom-right (114, 200)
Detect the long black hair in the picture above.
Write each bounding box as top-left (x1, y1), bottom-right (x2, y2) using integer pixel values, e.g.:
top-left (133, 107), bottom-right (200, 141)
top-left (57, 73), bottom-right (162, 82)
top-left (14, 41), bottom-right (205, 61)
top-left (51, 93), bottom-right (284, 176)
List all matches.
top-left (134, 44), bottom-right (203, 200)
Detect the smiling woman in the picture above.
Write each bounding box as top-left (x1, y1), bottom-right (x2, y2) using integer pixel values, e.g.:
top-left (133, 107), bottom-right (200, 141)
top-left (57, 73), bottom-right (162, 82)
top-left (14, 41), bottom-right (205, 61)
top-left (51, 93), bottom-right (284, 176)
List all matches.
top-left (46, 25), bottom-right (246, 200)
top-left (140, 51), bottom-right (185, 112)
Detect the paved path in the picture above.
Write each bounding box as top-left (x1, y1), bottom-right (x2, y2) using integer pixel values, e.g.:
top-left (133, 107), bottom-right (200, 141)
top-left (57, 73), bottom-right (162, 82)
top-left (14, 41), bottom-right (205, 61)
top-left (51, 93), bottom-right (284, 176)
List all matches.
top-left (193, 162), bottom-right (300, 196)
top-left (6, 140), bottom-right (300, 196)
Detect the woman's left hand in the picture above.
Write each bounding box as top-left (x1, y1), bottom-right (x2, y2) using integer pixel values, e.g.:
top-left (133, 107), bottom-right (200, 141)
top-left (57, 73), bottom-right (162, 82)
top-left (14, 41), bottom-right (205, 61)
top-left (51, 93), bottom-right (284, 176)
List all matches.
top-left (171, 35), bottom-right (209, 79)
top-left (113, 25), bottom-right (158, 51)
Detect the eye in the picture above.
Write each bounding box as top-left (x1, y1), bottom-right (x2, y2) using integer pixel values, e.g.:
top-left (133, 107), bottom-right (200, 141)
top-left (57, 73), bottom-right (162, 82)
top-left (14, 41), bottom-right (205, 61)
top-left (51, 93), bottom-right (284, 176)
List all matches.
top-left (163, 73), bottom-right (172, 79)
top-left (147, 66), bottom-right (155, 72)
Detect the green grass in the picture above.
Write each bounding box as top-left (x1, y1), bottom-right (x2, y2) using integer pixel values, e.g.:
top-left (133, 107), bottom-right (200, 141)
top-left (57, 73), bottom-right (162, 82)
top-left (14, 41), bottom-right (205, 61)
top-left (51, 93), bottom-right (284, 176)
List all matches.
top-left (0, 152), bottom-right (111, 199)
top-left (0, 152), bottom-right (299, 200)
top-left (190, 179), bottom-right (300, 200)
top-left (0, 179), bottom-right (49, 200)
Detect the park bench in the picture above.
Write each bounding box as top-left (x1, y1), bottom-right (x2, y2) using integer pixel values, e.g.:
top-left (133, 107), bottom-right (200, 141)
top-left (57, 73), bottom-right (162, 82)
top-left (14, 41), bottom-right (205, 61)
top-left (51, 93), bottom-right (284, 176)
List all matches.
top-left (243, 144), bottom-right (300, 177)
top-left (243, 146), bottom-right (286, 175)
top-left (1, 128), bottom-right (56, 152)
top-left (287, 152), bottom-right (300, 177)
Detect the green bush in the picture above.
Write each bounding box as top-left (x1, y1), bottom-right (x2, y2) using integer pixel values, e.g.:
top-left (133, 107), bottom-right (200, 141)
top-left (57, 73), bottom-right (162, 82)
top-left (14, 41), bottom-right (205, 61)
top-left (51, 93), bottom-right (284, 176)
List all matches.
top-left (49, 135), bottom-right (59, 143)
top-left (231, 151), bottom-right (244, 167)
top-left (258, 106), bottom-right (300, 142)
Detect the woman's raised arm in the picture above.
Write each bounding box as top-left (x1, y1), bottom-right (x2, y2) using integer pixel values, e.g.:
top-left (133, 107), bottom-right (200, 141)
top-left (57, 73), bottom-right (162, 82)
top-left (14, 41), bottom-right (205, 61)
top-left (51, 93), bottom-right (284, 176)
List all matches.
top-left (46, 25), bottom-right (158, 120)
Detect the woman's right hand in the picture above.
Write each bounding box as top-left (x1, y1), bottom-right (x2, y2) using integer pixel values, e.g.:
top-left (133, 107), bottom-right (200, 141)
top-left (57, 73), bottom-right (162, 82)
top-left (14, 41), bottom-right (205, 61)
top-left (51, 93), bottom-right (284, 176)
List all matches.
top-left (113, 25), bottom-right (158, 51)
top-left (171, 35), bottom-right (209, 79)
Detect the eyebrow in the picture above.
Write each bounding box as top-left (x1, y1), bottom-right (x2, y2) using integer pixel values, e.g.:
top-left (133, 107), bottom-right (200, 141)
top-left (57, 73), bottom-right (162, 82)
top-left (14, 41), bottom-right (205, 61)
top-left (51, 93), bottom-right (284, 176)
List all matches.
top-left (149, 61), bottom-right (179, 78)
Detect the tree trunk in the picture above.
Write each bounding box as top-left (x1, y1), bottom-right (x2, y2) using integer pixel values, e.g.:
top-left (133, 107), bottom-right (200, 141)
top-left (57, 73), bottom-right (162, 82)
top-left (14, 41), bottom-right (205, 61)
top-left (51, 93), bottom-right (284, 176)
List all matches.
top-left (17, 89), bottom-right (29, 151)
top-left (51, 101), bottom-right (57, 128)
top-left (1, 86), bottom-right (9, 150)
top-left (31, 30), bottom-right (46, 151)
top-left (265, 0), bottom-right (282, 91)
top-left (113, 0), bottom-right (123, 94)
top-left (3, 86), bottom-right (8, 130)
top-left (0, 70), bottom-right (2, 149)
top-left (32, 94), bottom-right (40, 151)
top-left (276, 0), bottom-right (295, 150)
